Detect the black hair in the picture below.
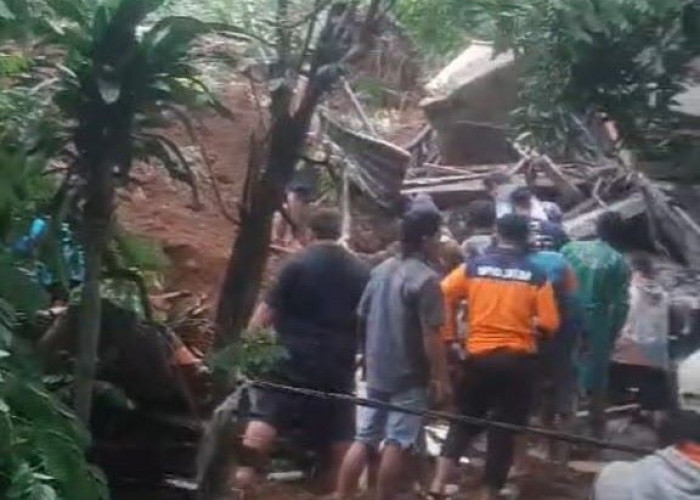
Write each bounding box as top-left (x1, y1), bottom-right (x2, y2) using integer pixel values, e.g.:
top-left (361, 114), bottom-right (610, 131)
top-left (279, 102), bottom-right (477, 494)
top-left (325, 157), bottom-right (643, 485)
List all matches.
top-left (510, 186), bottom-right (534, 209)
top-left (496, 213), bottom-right (530, 247)
top-left (467, 199), bottom-right (496, 230)
top-left (401, 210), bottom-right (441, 256)
top-left (309, 208), bottom-right (342, 240)
top-left (596, 211), bottom-right (624, 244)
top-left (483, 172), bottom-right (511, 191)
top-left (630, 252), bottom-right (655, 278)
top-left (287, 182), bottom-right (312, 202)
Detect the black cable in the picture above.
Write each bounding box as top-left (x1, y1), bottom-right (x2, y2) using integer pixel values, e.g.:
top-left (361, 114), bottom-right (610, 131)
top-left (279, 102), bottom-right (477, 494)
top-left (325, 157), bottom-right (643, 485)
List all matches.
top-left (249, 379), bottom-right (655, 456)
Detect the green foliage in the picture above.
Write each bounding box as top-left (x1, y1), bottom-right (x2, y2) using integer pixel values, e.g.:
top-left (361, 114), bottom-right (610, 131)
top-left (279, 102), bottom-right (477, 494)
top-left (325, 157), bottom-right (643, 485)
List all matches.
top-left (111, 226), bottom-right (169, 272)
top-left (0, 252), bottom-right (51, 318)
top-left (0, 299), bottom-right (109, 500)
top-left (395, 0), bottom-right (493, 59)
top-left (397, 0), bottom-right (700, 156)
top-left (207, 328), bottom-right (286, 384)
top-left (163, 0), bottom-right (277, 35)
top-left (479, 0), bottom-right (700, 156)
top-left (41, 0), bottom-right (241, 205)
top-left (0, 151), bottom-right (55, 243)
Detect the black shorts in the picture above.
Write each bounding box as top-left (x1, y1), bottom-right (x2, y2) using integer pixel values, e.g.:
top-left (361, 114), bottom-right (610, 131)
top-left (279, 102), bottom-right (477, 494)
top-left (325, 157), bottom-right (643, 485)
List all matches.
top-left (609, 363), bottom-right (671, 411)
top-left (248, 386), bottom-right (355, 452)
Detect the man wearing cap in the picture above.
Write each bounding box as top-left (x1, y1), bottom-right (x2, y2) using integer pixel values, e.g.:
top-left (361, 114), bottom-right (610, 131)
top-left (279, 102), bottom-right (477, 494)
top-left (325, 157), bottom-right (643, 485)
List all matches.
top-left (593, 349), bottom-right (700, 499)
top-left (336, 198), bottom-right (452, 500)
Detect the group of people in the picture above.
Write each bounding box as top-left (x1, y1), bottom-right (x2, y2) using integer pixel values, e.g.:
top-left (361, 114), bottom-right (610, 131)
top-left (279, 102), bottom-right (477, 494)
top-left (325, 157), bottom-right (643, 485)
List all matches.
top-left (231, 174), bottom-right (700, 500)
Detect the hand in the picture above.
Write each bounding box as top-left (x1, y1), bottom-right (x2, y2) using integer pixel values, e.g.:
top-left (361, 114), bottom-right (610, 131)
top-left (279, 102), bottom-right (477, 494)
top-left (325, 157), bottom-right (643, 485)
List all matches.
top-left (448, 341), bottom-right (465, 361)
top-left (430, 378), bottom-right (453, 410)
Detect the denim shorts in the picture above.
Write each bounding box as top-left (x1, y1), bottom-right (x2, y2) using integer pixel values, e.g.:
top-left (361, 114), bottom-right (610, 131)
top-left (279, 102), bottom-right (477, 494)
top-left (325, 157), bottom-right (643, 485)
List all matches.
top-left (355, 386), bottom-right (428, 450)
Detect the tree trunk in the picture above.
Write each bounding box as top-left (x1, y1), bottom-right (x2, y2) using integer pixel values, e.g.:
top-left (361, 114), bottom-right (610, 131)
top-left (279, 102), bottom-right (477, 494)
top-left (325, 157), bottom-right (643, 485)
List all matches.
top-left (215, 0), bottom-right (383, 345)
top-left (216, 111), bottom-right (310, 345)
top-left (74, 161), bottom-right (114, 424)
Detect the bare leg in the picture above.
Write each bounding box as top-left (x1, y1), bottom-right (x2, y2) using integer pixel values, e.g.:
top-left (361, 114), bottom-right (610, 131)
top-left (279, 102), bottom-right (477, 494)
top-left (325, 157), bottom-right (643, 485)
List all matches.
top-left (336, 442), bottom-right (369, 500)
top-left (234, 421), bottom-right (277, 494)
top-left (314, 441), bottom-right (352, 494)
top-left (430, 457), bottom-right (458, 495)
top-left (377, 443), bottom-right (404, 500)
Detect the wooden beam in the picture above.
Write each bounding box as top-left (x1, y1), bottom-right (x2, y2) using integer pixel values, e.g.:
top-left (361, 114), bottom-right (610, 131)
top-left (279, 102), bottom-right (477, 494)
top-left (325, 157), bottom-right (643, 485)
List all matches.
top-left (535, 155), bottom-right (585, 206)
top-left (564, 193), bottom-right (646, 240)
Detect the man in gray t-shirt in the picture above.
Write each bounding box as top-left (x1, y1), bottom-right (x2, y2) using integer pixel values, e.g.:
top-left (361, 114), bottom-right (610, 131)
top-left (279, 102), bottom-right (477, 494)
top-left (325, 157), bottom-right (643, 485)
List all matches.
top-left (358, 257), bottom-right (445, 393)
top-left (336, 202), bottom-right (451, 500)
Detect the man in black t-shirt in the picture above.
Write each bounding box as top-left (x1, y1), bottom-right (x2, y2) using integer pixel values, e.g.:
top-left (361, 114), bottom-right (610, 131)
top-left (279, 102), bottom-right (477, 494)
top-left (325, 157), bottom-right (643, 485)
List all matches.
top-left (236, 208), bottom-right (370, 494)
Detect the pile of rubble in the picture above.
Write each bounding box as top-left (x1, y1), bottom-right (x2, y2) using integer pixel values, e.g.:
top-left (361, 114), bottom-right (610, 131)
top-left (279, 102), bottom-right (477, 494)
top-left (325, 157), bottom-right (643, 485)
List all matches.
top-left (319, 41), bottom-right (700, 353)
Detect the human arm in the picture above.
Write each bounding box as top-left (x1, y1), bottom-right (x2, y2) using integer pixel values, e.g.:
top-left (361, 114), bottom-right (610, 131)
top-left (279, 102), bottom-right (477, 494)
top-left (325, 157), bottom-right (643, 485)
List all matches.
top-left (535, 280), bottom-right (561, 337)
top-left (249, 257), bottom-right (299, 330)
top-left (12, 218), bottom-right (48, 257)
top-left (419, 277), bottom-right (452, 406)
top-left (249, 302), bottom-right (274, 330)
top-left (440, 265), bottom-right (469, 344)
top-left (355, 279), bottom-right (373, 379)
top-left (610, 258), bottom-right (631, 339)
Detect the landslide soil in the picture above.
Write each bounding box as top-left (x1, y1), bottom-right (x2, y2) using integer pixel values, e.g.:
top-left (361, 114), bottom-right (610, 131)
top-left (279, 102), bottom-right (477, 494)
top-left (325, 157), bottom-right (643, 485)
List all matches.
top-left (119, 81), bottom-right (264, 309)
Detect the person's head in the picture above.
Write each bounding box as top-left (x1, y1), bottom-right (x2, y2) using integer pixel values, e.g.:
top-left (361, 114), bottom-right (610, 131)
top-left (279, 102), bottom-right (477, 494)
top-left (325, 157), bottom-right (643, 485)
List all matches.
top-left (542, 201), bottom-right (564, 225)
top-left (286, 182), bottom-right (312, 206)
top-left (439, 238), bottom-right (464, 275)
top-left (495, 213), bottom-right (530, 249)
top-left (510, 187), bottom-right (534, 217)
top-left (596, 211), bottom-right (624, 245)
top-left (661, 350), bottom-right (700, 445)
top-left (630, 253), bottom-right (655, 279)
top-left (467, 199), bottom-right (496, 232)
top-left (308, 208), bottom-right (342, 242)
top-left (483, 172), bottom-right (511, 196)
top-left (404, 193), bottom-right (440, 216)
top-left (401, 208), bottom-right (442, 260)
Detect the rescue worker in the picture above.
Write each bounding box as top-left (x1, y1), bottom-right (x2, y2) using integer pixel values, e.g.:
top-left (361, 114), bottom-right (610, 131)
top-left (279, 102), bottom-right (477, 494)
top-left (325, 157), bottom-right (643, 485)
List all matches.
top-left (430, 214), bottom-right (560, 500)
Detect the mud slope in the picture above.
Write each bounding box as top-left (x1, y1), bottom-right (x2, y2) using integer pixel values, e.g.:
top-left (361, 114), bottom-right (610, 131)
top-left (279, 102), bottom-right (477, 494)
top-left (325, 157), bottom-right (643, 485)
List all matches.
top-left (119, 82), bottom-right (258, 306)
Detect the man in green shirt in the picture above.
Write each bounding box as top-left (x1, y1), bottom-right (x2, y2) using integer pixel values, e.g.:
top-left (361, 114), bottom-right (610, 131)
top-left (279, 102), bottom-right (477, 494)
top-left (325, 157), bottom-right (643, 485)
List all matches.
top-left (561, 212), bottom-right (630, 439)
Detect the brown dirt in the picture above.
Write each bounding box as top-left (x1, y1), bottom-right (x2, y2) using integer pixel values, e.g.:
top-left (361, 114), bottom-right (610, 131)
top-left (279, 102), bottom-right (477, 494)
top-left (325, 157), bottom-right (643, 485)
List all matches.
top-left (118, 81), bottom-right (258, 310)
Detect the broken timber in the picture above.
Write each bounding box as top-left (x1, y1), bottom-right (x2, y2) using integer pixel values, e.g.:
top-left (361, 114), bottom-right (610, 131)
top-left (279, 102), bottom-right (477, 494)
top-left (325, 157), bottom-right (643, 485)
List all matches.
top-left (564, 193), bottom-right (646, 240)
top-left (324, 115), bottom-right (411, 211)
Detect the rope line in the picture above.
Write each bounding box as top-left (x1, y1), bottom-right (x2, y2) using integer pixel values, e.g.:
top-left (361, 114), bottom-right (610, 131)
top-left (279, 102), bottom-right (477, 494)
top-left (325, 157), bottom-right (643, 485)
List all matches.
top-left (248, 379), bottom-right (655, 456)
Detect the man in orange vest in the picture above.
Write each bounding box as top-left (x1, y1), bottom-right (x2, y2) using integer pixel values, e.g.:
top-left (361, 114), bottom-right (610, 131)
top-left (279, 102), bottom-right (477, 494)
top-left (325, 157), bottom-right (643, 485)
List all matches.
top-left (430, 214), bottom-right (560, 500)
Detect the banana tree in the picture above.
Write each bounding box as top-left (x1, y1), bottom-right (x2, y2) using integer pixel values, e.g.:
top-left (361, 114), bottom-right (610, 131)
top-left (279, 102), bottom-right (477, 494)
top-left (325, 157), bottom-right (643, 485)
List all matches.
top-left (43, 0), bottom-right (238, 423)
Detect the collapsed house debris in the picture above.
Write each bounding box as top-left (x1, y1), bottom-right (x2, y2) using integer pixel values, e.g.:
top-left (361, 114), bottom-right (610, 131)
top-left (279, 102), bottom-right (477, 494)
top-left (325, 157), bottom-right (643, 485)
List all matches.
top-left (420, 41), bottom-right (518, 165)
top-left (314, 42), bottom-right (700, 357)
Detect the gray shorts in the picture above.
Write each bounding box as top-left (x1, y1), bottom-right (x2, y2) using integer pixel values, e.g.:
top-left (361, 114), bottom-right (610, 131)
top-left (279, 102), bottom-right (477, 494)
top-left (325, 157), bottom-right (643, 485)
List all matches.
top-left (355, 386), bottom-right (428, 450)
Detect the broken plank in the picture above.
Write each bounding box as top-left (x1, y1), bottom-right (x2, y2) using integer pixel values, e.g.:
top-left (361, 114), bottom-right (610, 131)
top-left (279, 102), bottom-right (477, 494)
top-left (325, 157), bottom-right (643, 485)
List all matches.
top-left (564, 193), bottom-right (646, 240)
top-left (536, 155), bottom-right (585, 206)
top-left (637, 174), bottom-right (700, 268)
